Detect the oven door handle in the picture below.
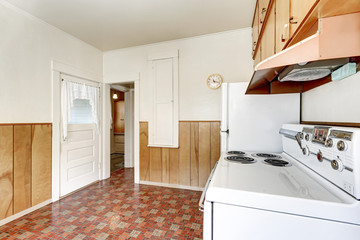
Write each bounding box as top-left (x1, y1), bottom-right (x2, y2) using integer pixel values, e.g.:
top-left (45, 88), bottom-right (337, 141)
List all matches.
top-left (199, 161), bottom-right (219, 212)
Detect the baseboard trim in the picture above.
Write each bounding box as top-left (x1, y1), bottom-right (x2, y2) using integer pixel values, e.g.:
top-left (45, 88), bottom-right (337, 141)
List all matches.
top-left (140, 181), bottom-right (204, 191)
top-left (0, 199), bottom-right (52, 226)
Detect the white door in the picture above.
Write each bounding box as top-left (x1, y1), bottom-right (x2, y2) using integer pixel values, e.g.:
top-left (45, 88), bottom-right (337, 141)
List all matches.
top-left (60, 75), bottom-right (100, 197)
top-left (60, 124), bottom-right (99, 196)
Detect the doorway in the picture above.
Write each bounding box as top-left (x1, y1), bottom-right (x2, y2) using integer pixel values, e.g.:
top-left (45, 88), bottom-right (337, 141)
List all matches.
top-left (110, 83), bottom-right (134, 173)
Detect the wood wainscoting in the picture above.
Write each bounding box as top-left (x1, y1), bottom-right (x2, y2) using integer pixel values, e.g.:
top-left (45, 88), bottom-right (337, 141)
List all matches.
top-left (140, 121), bottom-right (220, 188)
top-left (0, 124), bottom-right (52, 221)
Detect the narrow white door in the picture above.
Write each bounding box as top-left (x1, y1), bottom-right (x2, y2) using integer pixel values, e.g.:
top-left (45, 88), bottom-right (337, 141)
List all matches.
top-left (60, 124), bottom-right (99, 196)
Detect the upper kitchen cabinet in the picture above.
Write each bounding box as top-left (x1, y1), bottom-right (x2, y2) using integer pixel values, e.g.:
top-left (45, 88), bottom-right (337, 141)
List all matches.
top-left (260, 3), bottom-right (276, 61)
top-left (289, 0), bottom-right (317, 37)
top-left (258, 0), bottom-right (271, 30)
top-left (275, 0), bottom-right (290, 53)
top-left (253, 0), bottom-right (318, 61)
top-left (252, 1), bottom-right (259, 55)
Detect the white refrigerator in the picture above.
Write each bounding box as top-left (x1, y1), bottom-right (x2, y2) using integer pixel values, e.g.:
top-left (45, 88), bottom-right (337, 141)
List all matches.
top-left (221, 82), bottom-right (300, 153)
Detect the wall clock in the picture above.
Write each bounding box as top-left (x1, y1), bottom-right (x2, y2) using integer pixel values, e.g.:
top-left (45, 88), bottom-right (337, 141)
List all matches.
top-left (207, 73), bottom-right (223, 89)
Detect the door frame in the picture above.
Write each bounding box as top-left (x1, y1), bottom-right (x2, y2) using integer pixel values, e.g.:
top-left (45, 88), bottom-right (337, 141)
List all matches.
top-left (102, 74), bottom-right (140, 183)
top-left (51, 60), bottom-right (103, 202)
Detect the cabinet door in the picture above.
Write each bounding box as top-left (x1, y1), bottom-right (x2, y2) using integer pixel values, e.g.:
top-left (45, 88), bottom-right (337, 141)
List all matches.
top-left (261, 3), bottom-right (276, 60)
top-left (259, 0), bottom-right (270, 30)
top-left (254, 45), bottom-right (261, 68)
top-left (252, 2), bottom-right (260, 56)
top-left (290, 0), bottom-right (317, 36)
top-left (276, 0), bottom-right (290, 53)
top-left (149, 53), bottom-right (179, 148)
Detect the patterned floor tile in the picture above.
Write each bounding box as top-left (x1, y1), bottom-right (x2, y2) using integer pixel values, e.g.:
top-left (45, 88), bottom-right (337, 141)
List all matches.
top-left (0, 168), bottom-right (203, 239)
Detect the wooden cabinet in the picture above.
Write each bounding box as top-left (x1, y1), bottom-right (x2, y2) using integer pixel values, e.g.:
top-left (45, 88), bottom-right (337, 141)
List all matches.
top-left (261, 3), bottom-right (276, 61)
top-left (252, 0), bottom-right (318, 63)
top-left (259, 0), bottom-right (271, 29)
top-left (289, 0), bottom-right (317, 36)
top-left (252, 2), bottom-right (260, 55)
top-left (254, 46), bottom-right (261, 67)
top-left (275, 0), bottom-right (290, 53)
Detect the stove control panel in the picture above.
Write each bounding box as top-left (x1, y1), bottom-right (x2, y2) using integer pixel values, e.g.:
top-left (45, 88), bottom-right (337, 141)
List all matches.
top-left (281, 124), bottom-right (360, 199)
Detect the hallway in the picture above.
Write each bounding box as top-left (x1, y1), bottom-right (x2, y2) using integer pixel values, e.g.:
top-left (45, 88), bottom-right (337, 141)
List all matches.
top-left (0, 169), bottom-right (203, 239)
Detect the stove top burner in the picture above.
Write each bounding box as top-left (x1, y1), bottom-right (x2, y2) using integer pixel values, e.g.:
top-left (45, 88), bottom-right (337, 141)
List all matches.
top-left (263, 159), bottom-right (291, 167)
top-left (227, 151), bottom-right (246, 155)
top-left (225, 156), bottom-right (255, 163)
top-left (254, 153), bottom-right (281, 158)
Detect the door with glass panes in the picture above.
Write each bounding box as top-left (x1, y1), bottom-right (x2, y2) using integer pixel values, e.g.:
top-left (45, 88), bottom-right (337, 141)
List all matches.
top-left (60, 75), bottom-right (100, 197)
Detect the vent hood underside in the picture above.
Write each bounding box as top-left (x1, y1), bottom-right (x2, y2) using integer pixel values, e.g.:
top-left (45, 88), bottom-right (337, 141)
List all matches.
top-left (246, 12), bottom-right (360, 94)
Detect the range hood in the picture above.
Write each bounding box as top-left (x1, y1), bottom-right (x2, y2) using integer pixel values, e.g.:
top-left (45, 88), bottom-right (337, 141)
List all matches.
top-left (246, 12), bottom-right (360, 94)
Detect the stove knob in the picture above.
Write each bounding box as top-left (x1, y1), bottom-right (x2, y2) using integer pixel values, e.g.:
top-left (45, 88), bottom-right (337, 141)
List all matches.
top-left (325, 138), bottom-right (333, 148)
top-left (337, 140), bottom-right (346, 151)
top-left (331, 157), bottom-right (344, 172)
top-left (305, 134), bottom-right (310, 141)
top-left (299, 132), bottom-right (304, 139)
top-left (302, 146), bottom-right (309, 156)
top-left (317, 150), bottom-right (323, 162)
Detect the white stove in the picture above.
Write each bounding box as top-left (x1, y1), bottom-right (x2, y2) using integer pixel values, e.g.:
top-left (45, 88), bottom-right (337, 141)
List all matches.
top-left (200, 124), bottom-right (360, 240)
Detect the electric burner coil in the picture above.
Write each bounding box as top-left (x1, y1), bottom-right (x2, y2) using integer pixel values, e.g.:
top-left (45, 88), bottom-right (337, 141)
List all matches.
top-left (225, 156), bottom-right (256, 164)
top-left (263, 159), bottom-right (291, 167)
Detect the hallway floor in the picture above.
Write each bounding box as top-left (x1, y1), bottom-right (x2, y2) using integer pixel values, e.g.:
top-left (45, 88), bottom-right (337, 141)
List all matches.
top-left (0, 169), bottom-right (203, 240)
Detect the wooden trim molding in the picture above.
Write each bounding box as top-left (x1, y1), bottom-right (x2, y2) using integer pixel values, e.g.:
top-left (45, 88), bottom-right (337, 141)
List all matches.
top-left (301, 121), bottom-right (360, 128)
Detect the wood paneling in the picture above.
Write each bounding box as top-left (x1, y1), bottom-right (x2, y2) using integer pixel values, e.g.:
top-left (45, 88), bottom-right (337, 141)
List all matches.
top-left (32, 125), bottom-right (52, 206)
top-left (190, 122), bottom-right (199, 187)
top-left (199, 123), bottom-right (211, 187)
top-left (14, 125), bottom-right (32, 214)
top-left (210, 122), bottom-right (221, 170)
top-left (179, 122), bottom-right (191, 186)
top-left (139, 121), bottom-right (221, 188)
top-left (169, 148), bottom-right (179, 184)
top-left (149, 148), bottom-right (162, 182)
top-left (140, 122), bottom-right (150, 181)
top-left (161, 148), bottom-right (170, 183)
top-left (0, 126), bottom-right (13, 220)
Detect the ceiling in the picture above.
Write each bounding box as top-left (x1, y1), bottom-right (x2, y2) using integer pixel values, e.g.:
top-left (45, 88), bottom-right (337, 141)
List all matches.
top-left (5, 0), bottom-right (257, 51)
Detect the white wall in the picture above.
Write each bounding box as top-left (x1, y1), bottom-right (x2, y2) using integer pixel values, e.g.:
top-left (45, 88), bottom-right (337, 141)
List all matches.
top-left (302, 71), bottom-right (360, 123)
top-left (103, 28), bottom-right (253, 121)
top-left (0, 1), bottom-right (102, 123)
